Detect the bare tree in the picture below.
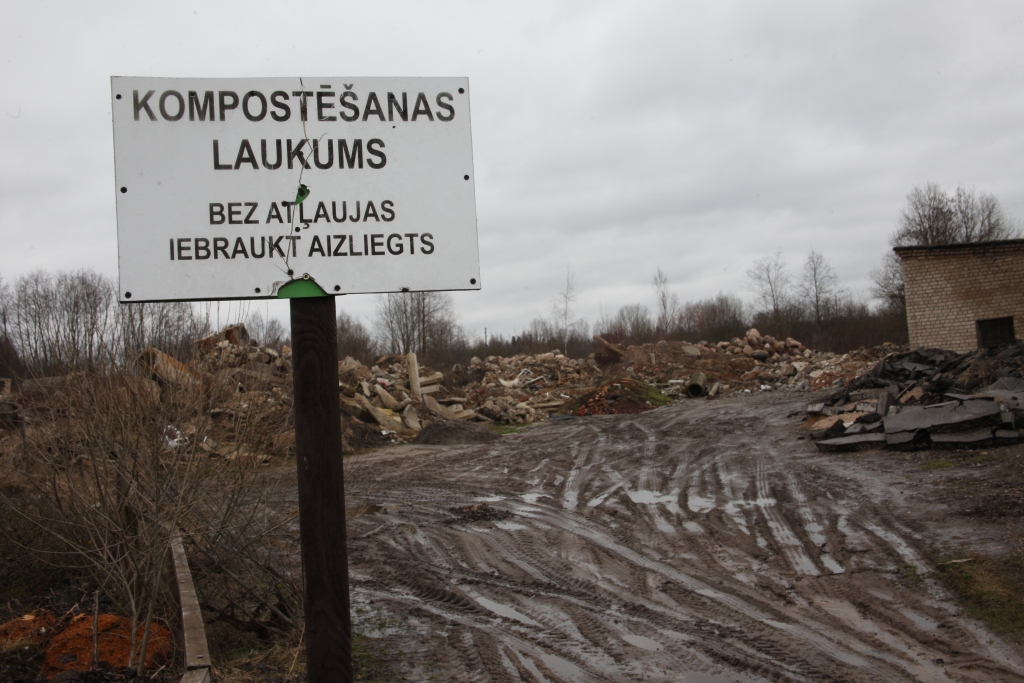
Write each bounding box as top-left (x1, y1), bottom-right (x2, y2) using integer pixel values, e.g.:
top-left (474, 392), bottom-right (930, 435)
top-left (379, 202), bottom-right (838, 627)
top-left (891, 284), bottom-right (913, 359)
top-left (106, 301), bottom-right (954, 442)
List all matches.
top-left (747, 251), bottom-right (791, 333)
top-left (870, 251), bottom-right (906, 315)
top-left (870, 183), bottom-right (1017, 314)
top-left (892, 183), bottom-right (1018, 247)
top-left (337, 310), bottom-right (375, 364)
top-left (595, 304), bottom-right (655, 344)
top-left (797, 250), bottom-right (839, 327)
top-left (652, 267), bottom-right (680, 337)
top-left (374, 291), bottom-right (462, 362)
top-left (680, 293), bottom-right (747, 341)
top-left (550, 267), bottom-right (579, 352)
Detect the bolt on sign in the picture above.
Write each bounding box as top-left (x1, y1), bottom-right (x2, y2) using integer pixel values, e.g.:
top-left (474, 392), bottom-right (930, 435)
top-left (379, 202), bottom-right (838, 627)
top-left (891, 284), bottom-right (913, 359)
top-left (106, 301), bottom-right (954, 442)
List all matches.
top-left (110, 77), bottom-right (480, 302)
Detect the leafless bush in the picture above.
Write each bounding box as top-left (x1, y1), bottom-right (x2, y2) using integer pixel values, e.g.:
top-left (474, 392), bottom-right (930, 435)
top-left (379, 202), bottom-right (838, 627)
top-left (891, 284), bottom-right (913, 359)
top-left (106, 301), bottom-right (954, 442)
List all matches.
top-left (245, 310), bottom-right (287, 350)
top-left (337, 310), bottom-right (376, 365)
top-left (0, 269), bottom-right (212, 377)
top-left (0, 268), bottom-right (301, 674)
top-left (678, 293), bottom-right (748, 342)
top-left (373, 291), bottom-right (465, 365)
top-left (595, 303), bottom-right (656, 345)
top-left (1, 372), bottom-right (207, 672)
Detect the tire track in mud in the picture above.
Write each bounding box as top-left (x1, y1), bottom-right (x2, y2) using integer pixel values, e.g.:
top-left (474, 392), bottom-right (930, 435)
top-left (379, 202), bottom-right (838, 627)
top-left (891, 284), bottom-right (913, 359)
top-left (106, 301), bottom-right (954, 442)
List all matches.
top-left (335, 396), bottom-right (1024, 682)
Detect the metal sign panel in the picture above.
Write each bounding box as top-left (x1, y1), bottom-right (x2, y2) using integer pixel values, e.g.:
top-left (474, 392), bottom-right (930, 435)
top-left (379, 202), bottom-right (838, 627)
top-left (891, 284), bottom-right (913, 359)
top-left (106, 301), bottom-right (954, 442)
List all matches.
top-left (110, 77), bottom-right (479, 302)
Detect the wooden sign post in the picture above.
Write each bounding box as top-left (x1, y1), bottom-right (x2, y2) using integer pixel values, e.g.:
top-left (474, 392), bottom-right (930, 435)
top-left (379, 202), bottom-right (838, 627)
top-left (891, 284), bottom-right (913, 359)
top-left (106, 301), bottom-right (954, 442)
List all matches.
top-left (290, 294), bottom-right (352, 682)
top-left (110, 77), bottom-right (480, 683)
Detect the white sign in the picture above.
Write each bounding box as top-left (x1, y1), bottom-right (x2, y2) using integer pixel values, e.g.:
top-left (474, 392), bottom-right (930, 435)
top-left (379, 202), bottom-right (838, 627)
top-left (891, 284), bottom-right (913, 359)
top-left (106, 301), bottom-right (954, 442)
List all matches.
top-left (110, 77), bottom-right (480, 302)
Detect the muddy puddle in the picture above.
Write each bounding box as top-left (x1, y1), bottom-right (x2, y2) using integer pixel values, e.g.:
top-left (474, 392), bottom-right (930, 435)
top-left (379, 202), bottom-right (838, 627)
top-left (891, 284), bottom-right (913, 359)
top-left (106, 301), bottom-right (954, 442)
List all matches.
top-left (300, 394), bottom-right (1024, 681)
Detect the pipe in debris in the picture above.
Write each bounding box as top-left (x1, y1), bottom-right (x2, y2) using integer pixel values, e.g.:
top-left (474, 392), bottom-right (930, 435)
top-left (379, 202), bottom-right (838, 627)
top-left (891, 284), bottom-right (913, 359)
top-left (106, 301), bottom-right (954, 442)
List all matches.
top-left (687, 372), bottom-right (707, 398)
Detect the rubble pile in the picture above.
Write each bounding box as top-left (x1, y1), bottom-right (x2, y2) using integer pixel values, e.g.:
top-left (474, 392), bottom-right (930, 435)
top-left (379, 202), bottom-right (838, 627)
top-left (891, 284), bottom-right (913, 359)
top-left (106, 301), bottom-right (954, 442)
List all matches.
top-left (809, 343), bottom-right (1024, 452)
top-left (0, 321), bottom-right (897, 459)
top-left (332, 329), bottom-right (887, 441)
top-left (195, 323), bottom-right (293, 381)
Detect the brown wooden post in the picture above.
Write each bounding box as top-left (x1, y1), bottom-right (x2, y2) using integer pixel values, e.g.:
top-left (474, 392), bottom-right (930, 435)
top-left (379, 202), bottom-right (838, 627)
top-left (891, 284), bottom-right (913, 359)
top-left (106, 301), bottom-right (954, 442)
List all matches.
top-left (290, 295), bottom-right (353, 683)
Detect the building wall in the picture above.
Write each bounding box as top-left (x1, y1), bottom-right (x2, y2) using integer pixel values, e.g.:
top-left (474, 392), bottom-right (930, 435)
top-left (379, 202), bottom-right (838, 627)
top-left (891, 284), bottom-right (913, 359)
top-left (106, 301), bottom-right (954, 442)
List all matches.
top-left (896, 241), bottom-right (1024, 353)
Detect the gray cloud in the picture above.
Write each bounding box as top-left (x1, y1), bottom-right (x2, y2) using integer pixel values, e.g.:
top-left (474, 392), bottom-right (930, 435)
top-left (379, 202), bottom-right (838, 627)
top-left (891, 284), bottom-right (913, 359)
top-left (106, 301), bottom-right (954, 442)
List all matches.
top-left (2, 1), bottom-right (1023, 340)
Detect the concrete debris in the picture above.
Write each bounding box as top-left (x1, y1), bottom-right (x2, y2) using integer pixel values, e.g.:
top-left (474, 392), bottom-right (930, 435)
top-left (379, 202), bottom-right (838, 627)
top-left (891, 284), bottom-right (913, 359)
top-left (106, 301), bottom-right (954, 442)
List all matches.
top-left (811, 341), bottom-right (1024, 452)
top-left (139, 347), bottom-right (203, 390)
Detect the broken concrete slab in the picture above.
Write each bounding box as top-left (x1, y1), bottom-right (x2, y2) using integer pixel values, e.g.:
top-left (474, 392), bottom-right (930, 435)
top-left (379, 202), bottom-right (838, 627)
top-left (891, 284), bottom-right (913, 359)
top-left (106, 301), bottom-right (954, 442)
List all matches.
top-left (988, 377), bottom-right (1024, 392)
top-left (402, 405), bottom-right (422, 430)
top-left (885, 430), bottom-right (930, 450)
top-left (419, 372), bottom-right (444, 387)
top-left (138, 347), bottom-right (203, 390)
top-left (406, 352), bottom-right (421, 398)
top-left (975, 389), bottom-right (1024, 411)
top-left (815, 433), bottom-right (886, 452)
top-left (995, 429), bottom-right (1021, 443)
top-left (844, 421), bottom-right (883, 435)
top-left (423, 394), bottom-right (458, 421)
top-left (375, 384), bottom-right (401, 410)
top-left (355, 394), bottom-right (403, 432)
top-left (931, 428), bottom-right (997, 448)
top-left (339, 395), bottom-right (374, 422)
top-left (883, 399), bottom-right (1003, 434)
top-left (876, 392), bottom-right (890, 417)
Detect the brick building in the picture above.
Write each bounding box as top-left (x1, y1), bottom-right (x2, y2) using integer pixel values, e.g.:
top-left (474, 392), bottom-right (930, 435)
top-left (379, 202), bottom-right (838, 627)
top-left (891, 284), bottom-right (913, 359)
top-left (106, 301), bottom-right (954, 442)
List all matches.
top-left (895, 239), bottom-right (1024, 352)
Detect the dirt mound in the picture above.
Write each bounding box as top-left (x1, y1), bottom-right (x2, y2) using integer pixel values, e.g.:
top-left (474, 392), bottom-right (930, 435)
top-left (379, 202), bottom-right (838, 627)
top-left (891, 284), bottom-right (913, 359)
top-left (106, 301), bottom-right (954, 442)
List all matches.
top-left (0, 610), bottom-right (54, 648)
top-left (413, 420), bottom-right (498, 445)
top-left (572, 376), bottom-right (671, 416)
top-left (41, 615), bottom-right (170, 680)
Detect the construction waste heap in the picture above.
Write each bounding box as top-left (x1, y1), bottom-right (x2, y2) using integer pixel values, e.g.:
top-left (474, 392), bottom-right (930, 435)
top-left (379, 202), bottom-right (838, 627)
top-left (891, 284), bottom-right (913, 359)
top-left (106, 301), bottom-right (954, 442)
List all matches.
top-left (2, 322), bottom-right (1021, 460)
top-left (112, 325), bottom-right (894, 453)
top-left (808, 343), bottom-right (1024, 452)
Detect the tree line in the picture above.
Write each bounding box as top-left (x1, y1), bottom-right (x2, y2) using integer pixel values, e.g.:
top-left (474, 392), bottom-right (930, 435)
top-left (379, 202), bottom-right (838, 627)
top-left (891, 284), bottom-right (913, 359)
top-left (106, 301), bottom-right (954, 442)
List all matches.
top-left (0, 182), bottom-right (1015, 378)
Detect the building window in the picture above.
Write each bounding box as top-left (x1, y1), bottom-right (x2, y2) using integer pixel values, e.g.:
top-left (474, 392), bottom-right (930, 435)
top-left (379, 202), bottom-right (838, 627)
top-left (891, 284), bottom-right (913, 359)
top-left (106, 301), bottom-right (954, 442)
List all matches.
top-left (976, 317), bottom-right (1015, 348)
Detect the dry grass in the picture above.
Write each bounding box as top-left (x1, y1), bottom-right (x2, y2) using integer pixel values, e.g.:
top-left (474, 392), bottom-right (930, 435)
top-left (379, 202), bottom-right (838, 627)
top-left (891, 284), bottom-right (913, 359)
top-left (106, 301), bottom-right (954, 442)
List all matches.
top-left (213, 627), bottom-right (398, 683)
top-left (938, 552), bottom-right (1024, 640)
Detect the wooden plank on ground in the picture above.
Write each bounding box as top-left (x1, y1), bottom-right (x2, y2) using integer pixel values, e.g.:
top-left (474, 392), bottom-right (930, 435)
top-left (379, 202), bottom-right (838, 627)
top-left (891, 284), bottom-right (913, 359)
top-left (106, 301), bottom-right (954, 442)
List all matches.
top-left (170, 535), bottom-right (211, 671)
top-left (180, 668), bottom-right (211, 683)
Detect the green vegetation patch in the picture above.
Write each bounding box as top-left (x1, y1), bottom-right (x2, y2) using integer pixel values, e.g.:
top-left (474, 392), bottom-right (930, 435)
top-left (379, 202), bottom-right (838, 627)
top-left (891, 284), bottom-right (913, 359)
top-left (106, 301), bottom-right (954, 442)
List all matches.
top-left (489, 424), bottom-right (523, 435)
top-left (897, 563), bottom-right (923, 585)
top-left (938, 553), bottom-right (1024, 639)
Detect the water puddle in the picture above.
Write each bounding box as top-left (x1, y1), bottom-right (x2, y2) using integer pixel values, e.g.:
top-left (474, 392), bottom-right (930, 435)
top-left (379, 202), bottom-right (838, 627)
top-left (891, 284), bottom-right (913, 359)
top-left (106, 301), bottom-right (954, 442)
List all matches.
top-left (520, 492), bottom-right (550, 504)
top-left (622, 634), bottom-right (663, 651)
top-left (587, 481), bottom-right (625, 507)
top-left (902, 609), bottom-right (939, 632)
top-left (821, 555), bottom-right (845, 574)
top-left (474, 596), bottom-right (540, 626)
top-left (495, 520), bottom-right (527, 531)
top-left (628, 489), bottom-right (677, 508)
top-left (688, 492), bottom-right (716, 514)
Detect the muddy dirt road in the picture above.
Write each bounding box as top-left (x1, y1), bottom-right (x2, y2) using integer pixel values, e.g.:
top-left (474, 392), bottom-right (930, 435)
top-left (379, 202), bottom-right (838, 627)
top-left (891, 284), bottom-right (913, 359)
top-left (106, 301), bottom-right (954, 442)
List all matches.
top-left (324, 394), bottom-right (1024, 682)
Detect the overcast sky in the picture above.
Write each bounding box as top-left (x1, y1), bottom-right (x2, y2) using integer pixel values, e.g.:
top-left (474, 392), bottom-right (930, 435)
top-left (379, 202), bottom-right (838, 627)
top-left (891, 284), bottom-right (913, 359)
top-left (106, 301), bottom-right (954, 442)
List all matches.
top-left (3, 1), bottom-right (1024, 341)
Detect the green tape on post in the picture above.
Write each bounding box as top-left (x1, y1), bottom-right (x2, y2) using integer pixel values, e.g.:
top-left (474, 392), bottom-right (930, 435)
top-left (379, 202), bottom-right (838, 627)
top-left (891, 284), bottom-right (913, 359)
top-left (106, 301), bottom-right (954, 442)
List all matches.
top-left (278, 278), bottom-right (329, 298)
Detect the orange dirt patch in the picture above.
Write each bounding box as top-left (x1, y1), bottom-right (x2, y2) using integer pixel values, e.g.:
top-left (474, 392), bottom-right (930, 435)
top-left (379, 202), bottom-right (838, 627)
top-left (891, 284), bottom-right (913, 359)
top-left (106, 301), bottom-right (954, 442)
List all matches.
top-left (41, 614), bottom-right (170, 679)
top-left (0, 609), bottom-right (55, 648)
